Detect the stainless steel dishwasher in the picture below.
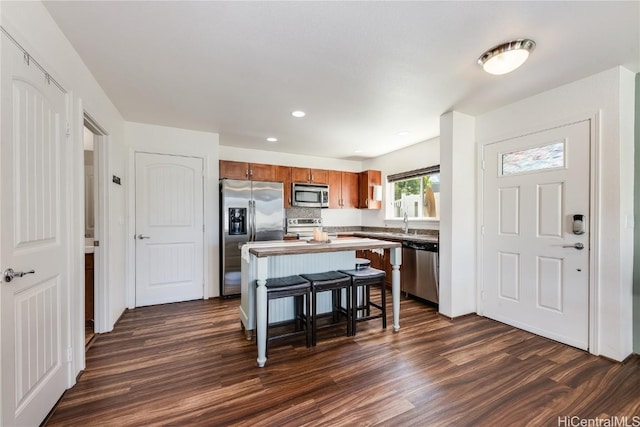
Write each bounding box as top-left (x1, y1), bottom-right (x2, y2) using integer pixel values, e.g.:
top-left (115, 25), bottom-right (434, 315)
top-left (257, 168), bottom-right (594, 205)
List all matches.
top-left (402, 240), bottom-right (439, 304)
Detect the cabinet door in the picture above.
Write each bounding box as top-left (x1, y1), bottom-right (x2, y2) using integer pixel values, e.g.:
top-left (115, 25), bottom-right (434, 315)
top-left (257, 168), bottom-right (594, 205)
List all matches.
top-left (359, 170), bottom-right (382, 209)
top-left (220, 160), bottom-right (249, 180)
top-left (341, 172), bottom-right (359, 208)
top-left (383, 249), bottom-right (394, 288)
top-left (291, 167), bottom-right (310, 183)
top-left (85, 254), bottom-right (94, 321)
top-left (309, 169), bottom-right (328, 184)
top-left (276, 166), bottom-right (292, 208)
top-left (328, 170), bottom-right (342, 208)
top-left (249, 162), bottom-right (276, 181)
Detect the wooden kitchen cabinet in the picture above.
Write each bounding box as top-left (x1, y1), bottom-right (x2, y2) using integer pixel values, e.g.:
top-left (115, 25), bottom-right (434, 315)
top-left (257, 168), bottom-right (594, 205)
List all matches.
top-left (359, 170), bottom-right (382, 209)
top-left (328, 170), bottom-right (359, 208)
top-left (276, 166), bottom-right (292, 208)
top-left (85, 253), bottom-right (94, 321)
top-left (291, 167), bottom-right (328, 184)
top-left (219, 160), bottom-right (276, 181)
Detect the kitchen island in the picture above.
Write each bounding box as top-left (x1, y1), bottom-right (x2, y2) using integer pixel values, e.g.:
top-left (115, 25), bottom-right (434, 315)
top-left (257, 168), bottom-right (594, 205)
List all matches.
top-left (240, 237), bottom-right (402, 367)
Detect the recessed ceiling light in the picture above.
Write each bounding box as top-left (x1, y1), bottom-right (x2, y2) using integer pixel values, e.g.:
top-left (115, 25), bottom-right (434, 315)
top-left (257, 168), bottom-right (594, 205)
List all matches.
top-left (266, 137), bottom-right (278, 143)
top-left (354, 150), bottom-right (363, 153)
top-left (397, 131), bottom-right (410, 136)
top-left (478, 39), bottom-right (536, 75)
top-left (291, 110), bottom-right (306, 118)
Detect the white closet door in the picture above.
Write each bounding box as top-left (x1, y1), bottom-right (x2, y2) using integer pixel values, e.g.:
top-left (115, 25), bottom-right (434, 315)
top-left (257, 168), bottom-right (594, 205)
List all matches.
top-left (135, 152), bottom-right (204, 306)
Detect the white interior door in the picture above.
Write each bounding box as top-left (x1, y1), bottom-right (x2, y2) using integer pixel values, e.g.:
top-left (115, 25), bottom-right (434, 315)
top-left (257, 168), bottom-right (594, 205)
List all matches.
top-left (135, 153), bottom-right (204, 307)
top-left (1, 35), bottom-right (70, 425)
top-left (482, 120), bottom-right (590, 350)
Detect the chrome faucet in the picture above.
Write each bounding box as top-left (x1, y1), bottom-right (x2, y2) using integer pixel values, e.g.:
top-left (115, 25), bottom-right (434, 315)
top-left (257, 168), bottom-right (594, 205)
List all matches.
top-left (403, 211), bottom-right (409, 234)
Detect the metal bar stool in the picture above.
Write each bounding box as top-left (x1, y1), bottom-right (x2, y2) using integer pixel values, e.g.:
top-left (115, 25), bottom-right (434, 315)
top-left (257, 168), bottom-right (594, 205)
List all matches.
top-left (300, 271), bottom-right (352, 346)
top-left (264, 275), bottom-right (311, 355)
top-left (339, 267), bottom-right (386, 335)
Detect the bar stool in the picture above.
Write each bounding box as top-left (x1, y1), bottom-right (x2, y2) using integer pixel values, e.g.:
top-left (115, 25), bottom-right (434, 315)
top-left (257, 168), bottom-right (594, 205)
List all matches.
top-left (355, 257), bottom-right (371, 270)
top-left (339, 267), bottom-right (386, 335)
top-left (300, 271), bottom-right (352, 346)
top-left (263, 275), bottom-right (311, 354)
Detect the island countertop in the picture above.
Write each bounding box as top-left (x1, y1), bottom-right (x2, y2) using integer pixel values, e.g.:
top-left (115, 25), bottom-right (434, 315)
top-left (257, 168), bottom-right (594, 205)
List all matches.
top-left (247, 237), bottom-right (401, 257)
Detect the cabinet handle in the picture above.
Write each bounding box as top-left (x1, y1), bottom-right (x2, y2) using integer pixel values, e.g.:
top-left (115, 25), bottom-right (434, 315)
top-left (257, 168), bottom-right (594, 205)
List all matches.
top-left (245, 169), bottom-right (249, 177)
top-left (309, 173), bottom-right (313, 181)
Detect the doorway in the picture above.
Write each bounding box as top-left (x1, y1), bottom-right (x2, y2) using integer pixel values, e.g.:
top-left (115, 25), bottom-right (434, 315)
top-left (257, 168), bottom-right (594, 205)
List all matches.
top-left (82, 114), bottom-right (108, 338)
top-left (83, 125), bottom-right (96, 346)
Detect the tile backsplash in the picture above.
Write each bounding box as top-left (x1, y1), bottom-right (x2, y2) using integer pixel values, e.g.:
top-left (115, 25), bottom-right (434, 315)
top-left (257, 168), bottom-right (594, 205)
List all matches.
top-left (285, 207), bottom-right (321, 219)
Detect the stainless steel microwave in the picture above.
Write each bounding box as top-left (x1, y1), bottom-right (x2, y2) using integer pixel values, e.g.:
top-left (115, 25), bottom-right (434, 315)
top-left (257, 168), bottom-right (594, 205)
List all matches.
top-left (292, 183), bottom-right (329, 208)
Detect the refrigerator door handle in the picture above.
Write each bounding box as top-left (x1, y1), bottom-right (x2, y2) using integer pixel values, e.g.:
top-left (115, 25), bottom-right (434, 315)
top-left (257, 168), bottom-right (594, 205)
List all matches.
top-left (252, 200), bottom-right (257, 241)
top-left (250, 200), bottom-right (256, 241)
top-left (247, 201), bottom-right (252, 241)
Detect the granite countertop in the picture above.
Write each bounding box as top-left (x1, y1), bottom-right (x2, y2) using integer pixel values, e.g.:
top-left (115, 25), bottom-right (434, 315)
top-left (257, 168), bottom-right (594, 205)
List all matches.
top-left (247, 237), bottom-right (400, 258)
top-left (349, 231), bottom-right (438, 244)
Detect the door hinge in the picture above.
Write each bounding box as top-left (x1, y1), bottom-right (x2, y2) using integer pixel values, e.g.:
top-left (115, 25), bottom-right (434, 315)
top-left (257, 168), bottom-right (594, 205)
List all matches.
top-left (66, 347), bottom-right (73, 362)
top-left (65, 121), bottom-right (71, 137)
top-left (481, 225), bottom-right (485, 235)
top-left (481, 160), bottom-right (485, 170)
top-left (202, 224), bottom-right (205, 232)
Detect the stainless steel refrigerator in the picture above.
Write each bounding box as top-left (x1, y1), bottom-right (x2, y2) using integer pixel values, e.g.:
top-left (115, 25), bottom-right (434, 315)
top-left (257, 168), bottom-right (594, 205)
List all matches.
top-left (220, 179), bottom-right (284, 297)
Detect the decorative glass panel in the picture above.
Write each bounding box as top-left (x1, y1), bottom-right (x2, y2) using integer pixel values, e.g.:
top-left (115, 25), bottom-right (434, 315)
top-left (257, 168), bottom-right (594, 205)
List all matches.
top-left (501, 141), bottom-right (564, 175)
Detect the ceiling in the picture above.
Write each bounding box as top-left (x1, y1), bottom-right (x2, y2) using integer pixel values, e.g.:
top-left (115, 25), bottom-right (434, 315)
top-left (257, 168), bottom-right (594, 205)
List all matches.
top-left (44, 1), bottom-right (639, 160)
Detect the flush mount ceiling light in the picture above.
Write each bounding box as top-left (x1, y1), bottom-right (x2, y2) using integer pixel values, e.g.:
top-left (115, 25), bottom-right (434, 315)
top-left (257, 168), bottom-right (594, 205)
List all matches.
top-left (266, 137), bottom-right (278, 143)
top-left (478, 39), bottom-right (535, 75)
top-left (291, 110), bottom-right (306, 118)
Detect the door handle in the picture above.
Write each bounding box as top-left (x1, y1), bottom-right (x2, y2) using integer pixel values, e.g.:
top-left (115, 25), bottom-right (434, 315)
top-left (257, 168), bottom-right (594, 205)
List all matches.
top-left (3, 268), bottom-right (35, 283)
top-left (562, 243), bottom-right (584, 250)
top-left (137, 234), bottom-right (151, 240)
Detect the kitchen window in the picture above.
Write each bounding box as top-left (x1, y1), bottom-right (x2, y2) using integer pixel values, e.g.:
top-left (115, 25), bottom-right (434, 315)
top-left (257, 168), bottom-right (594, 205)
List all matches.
top-left (387, 165), bottom-right (440, 220)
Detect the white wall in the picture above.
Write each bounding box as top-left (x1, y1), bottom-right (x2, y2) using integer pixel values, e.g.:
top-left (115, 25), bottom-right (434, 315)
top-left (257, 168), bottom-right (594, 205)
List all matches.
top-left (475, 67), bottom-right (636, 361)
top-left (361, 137), bottom-right (440, 229)
top-left (439, 112), bottom-right (476, 318)
top-left (0, 1), bottom-right (128, 380)
top-left (125, 122), bottom-right (220, 299)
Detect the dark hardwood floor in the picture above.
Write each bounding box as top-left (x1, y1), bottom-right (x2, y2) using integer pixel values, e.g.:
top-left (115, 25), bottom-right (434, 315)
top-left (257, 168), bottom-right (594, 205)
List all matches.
top-left (46, 293), bottom-right (640, 426)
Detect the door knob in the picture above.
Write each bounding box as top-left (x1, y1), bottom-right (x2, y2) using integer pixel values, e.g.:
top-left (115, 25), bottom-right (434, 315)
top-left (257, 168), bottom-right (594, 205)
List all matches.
top-left (562, 243), bottom-right (584, 250)
top-left (3, 268), bottom-right (35, 283)
top-left (137, 234), bottom-right (151, 240)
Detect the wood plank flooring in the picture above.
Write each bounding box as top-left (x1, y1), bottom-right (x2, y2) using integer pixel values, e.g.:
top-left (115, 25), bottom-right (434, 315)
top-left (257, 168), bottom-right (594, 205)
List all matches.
top-left (46, 294), bottom-right (640, 426)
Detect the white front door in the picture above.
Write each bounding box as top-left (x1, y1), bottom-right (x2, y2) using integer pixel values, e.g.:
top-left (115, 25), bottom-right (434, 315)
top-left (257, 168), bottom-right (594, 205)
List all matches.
top-left (482, 120), bottom-right (590, 350)
top-left (1, 35), bottom-right (70, 425)
top-left (135, 153), bottom-right (204, 306)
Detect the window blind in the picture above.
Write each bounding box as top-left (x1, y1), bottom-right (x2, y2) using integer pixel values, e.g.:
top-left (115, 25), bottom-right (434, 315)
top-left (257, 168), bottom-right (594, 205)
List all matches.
top-left (387, 165), bottom-right (440, 183)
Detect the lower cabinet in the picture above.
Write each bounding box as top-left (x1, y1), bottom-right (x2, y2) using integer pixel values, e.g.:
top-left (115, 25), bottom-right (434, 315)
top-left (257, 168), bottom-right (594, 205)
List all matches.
top-left (85, 253), bottom-right (94, 322)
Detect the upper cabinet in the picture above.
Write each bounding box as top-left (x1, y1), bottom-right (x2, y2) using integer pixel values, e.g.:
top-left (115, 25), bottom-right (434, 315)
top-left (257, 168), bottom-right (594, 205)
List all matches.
top-left (276, 166), bottom-right (292, 208)
top-left (220, 159), bottom-right (380, 210)
top-left (328, 170), bottom-right (359, 208)
top-left (219, 160), bottom-right (276, 182)
top-left (291, 167), bottom-right (328, 184)
top-left (359, 170), bottom-right (382, 209)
